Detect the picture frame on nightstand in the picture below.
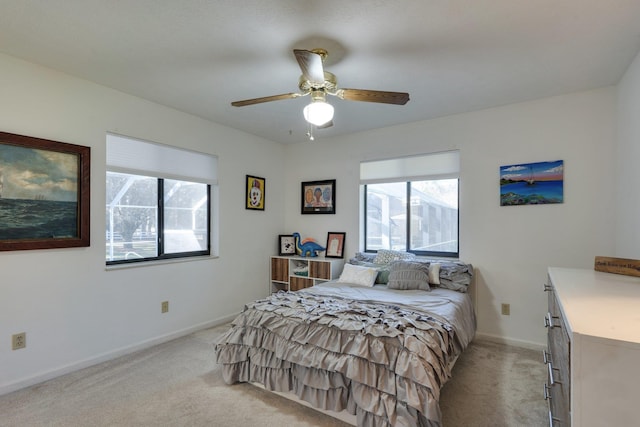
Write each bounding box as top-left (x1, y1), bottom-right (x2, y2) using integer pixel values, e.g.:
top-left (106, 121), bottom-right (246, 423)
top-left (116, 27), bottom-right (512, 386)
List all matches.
top-left (278, 234), bottom-right (296, 256)
top-left (325, 232), bottom-right (345, 258)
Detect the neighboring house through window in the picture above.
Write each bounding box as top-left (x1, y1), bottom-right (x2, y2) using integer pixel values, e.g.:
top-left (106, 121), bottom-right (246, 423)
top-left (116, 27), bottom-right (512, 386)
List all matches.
top-left (361, 151), bottom-right (459, 258)
top-left (106, 133), bottom-right (217, 264)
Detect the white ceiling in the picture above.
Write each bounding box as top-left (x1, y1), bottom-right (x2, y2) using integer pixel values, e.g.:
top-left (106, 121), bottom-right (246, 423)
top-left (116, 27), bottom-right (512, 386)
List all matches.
top-left (1, 1), bottom-right (640, 144)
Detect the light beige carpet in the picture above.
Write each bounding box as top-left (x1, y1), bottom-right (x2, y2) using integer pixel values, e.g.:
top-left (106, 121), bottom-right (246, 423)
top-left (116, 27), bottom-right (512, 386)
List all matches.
top-left (0, 323), bottom-right (547, 426)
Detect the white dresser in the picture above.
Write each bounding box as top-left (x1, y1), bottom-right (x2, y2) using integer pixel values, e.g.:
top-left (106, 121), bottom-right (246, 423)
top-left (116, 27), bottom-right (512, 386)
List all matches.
top-left (544, 267), bottom-right (640, 426)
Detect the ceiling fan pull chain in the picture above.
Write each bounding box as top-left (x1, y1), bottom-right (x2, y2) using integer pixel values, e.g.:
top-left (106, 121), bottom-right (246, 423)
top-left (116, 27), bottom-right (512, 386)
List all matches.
top-left (306, 122), bottom-right (315, 141)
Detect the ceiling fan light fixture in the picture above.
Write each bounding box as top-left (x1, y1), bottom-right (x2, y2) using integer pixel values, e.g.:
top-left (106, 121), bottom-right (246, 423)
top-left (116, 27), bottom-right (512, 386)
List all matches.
top-left (303, 99), bottom-right (334, 127)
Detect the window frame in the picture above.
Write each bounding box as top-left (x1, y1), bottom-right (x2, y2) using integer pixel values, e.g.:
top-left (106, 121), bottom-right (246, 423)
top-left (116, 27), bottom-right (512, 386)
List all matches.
top-left (106, 173), bottom-right (211, 265)
top-left (105, 133), bottom-right (217, 266)
top-left (363, 179), bottom-right (459, 258)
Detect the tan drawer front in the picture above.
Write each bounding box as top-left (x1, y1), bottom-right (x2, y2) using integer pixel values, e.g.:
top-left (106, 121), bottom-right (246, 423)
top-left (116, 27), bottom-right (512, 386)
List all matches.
top-left (290, 276), bottom-right (313, 291)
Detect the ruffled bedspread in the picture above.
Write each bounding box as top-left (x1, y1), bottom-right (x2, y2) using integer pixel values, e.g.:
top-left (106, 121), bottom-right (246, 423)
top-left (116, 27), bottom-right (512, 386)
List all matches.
top-left (215, 286), bottom-right (474, 427)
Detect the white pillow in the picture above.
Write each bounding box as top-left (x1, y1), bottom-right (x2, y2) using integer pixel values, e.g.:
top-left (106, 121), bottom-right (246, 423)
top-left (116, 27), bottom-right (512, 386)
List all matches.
top-left (337, 263), bottom-right (378, 287)
top-left (428, 263), bottom-right (441, 285)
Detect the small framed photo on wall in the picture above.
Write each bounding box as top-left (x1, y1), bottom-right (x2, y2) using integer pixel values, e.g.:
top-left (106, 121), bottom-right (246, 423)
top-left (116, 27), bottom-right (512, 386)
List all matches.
top-left (301, 179), bottom-right (335, 214)
top-left (279, 235), bottom-right (296, 256)
top-left (325, 232), bottom-right (346, 258)
top-left (246, 175), bottom-right (265, 210)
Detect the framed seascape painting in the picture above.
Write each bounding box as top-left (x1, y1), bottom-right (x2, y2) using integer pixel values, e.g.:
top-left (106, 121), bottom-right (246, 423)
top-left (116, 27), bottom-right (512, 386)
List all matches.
top-left (0, 131), bottom-right (90, 251)
top-left (301, 179), bottom-right (335, 214)
top-left (246, 175), bottom-right (265, 211)
top-left (325, 232), bottom-right (346, 258)
top-left (500, 160), bottom-right (564, 206)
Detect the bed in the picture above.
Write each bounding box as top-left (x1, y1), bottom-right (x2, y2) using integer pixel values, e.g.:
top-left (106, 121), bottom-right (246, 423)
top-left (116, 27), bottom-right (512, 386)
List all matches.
top-left (215, 252), bottom-right (475, 426)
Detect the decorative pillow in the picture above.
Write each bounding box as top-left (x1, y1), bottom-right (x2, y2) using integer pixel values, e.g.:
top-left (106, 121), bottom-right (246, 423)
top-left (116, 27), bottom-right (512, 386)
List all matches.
top-left (373, 249), bottom-right (416, 265)
top-left (387, 261), bottom-right (431, 291)
top-left (352, 252), bottom-right (376, 263)
top-left (337, 263), bottom-right (378, 287)
top-left (428, 263), bottom-right (441, 285)
top-left (348, 259), bottom-right (391, 284)
top-left (374, 265), bottom-right (392, 284)
top-left (438, 262), bottom-right (473, 292)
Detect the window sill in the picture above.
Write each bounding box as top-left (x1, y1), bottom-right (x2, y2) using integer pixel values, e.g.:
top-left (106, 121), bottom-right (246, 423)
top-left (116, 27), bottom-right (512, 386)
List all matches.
top-left (105, 254), bottom-right (218, 271)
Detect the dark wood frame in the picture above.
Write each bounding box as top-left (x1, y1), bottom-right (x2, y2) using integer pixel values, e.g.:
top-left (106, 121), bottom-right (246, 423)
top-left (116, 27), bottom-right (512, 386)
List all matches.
top-left (325, 232), bottom-right (346, 258)
top-left (0, 131), bottom-right (90, 251)
top-left (278, 234), bottom-right (296, 256)
top-left (301, 179), bottom-right (336, 214)
top-left (245, 175), bottom-right (265, 211)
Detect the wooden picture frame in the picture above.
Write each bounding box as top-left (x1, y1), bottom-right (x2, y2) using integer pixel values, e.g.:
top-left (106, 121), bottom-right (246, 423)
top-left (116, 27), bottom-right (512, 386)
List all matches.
top-left (246, 175), bottom-right (265, 210)
top-left (278, 234), bottom-right (296, 256)
top-left (301, 179), bottom-right (335, 214)
top-left (325, 232), bottom-right (346, 258)
top-left (0, 131), bottom-right (90, 251)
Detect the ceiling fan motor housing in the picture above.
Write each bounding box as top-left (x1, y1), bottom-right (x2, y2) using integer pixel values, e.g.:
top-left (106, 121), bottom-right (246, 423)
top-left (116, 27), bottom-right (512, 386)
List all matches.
top-left (299, 71), bottom-right (338, 94)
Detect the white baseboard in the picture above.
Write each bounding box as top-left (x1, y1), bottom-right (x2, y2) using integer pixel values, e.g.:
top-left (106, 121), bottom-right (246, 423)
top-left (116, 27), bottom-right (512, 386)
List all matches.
top-left (0, 314), bottom-right (237, 397)
top-left (474, 332), bottom-right (545, 351)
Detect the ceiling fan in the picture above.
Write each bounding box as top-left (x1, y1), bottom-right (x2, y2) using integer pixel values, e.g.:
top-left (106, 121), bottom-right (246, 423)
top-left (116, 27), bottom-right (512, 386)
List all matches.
top-left (231, 48), bottom-right (410, 130)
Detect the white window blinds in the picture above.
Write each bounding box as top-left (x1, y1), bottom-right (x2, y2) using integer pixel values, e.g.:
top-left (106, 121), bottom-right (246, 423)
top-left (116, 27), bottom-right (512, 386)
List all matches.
top-left (360, 150), bottom-right (459, 184)
top-left (106, 133), bottom-right (217, 184)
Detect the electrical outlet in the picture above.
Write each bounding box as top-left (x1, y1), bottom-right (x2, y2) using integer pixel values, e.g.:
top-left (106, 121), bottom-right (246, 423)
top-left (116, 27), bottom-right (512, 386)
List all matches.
top-left (161, 301), bottom-right (169, 313)
top-left (501, 303), bottom-right (511, 316)
top-left (12, 332), bottom-right (26, 350)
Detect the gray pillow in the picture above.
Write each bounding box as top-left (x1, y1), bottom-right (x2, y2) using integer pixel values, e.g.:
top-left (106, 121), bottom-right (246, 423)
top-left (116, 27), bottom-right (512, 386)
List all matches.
top-left (387, 260), bottom-right (431, 291)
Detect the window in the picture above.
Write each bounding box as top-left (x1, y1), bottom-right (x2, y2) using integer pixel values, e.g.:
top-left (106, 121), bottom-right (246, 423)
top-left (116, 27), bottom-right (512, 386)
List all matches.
top-left (106, 134), bottom-right (217, 264)
top-left (361, 151), bottom-right (459, 258)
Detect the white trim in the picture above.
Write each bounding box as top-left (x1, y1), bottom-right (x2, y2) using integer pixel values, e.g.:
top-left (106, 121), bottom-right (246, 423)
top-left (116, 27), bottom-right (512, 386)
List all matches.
top-left (105, 253), bottom-right (218, 271)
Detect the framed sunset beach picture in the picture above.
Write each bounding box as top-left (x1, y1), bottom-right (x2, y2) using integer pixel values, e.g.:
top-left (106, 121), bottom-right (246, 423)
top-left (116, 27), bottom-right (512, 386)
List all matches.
top-left (500, 160), bottom-right (564, 206)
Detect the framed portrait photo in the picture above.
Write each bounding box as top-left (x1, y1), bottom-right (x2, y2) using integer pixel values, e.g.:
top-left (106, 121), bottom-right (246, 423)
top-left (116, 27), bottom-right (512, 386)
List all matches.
top-left (278, 234), bottom-right (296, 256)
top-left (0, 131), bottom-right (90, 251)
top-left (325, 232), bottom-right (346, 258)
top-left (246, 175), bottom-right (265, 210)
top-left (301, 179), bottom-right (335, 214)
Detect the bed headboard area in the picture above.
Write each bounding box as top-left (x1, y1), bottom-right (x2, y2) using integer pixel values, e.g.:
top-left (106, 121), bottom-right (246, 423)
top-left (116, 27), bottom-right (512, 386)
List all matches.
top-left (347, 251), bottom-right (477, 311)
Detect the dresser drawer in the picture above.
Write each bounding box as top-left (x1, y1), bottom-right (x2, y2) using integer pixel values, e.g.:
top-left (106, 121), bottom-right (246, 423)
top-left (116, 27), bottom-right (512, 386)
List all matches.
top-left (544, 282), bottom-right (571, 425)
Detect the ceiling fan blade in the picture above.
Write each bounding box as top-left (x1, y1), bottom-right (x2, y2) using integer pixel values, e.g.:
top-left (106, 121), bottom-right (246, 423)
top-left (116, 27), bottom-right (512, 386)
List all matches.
top-left (294, 49), bottom-right (325, 85)
top-left (231, 93), bottom-right (301, 107)
top-left (337, 89), bottom-right (410, 105)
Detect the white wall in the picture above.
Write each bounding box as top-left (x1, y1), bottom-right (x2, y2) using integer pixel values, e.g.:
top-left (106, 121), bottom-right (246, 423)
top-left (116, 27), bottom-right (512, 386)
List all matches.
top-left (0, 47), bottom-right (625, 394)
top-left (0, 53), bottom-right (286, 394)
top-left (284, 88), bottom-right (617, 347)
top-left (616, 49), bottom-right (640, 258)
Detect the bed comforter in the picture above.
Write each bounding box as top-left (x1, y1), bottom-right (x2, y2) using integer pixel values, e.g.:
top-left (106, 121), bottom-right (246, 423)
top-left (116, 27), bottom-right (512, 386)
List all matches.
top-left (215, 282), bottom-right (476, 427)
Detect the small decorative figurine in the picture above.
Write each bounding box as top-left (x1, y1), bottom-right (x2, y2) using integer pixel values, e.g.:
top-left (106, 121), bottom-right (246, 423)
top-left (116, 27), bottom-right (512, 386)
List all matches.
top-left (292, 232), bottom-right (325, 257)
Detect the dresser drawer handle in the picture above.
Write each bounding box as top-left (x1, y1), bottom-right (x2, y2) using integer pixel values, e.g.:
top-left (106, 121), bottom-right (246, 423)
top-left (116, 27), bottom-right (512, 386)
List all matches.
top-left (543, 383), bottom-right (552, 400)
top-left (545, 312), bottom-right (561, 329)
top-left (548, 410), bottom-right (562, 427)
top-left (543, 350), bottom-right (552, 365)
top-left (543, 283), bottom-right (553, 292)
top-left (548, 362), bottom-right (562, 385)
